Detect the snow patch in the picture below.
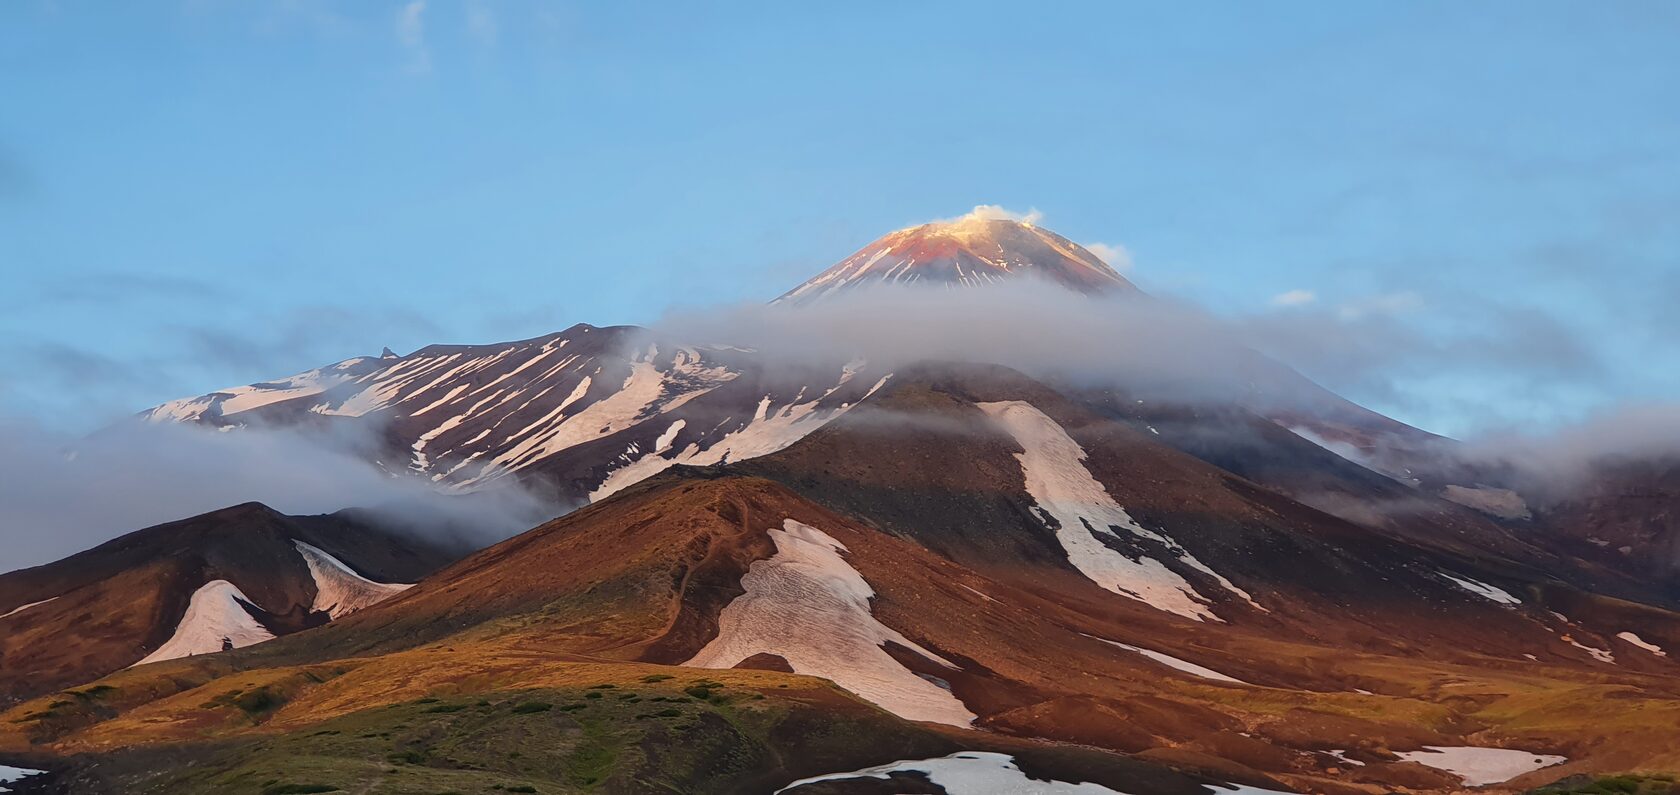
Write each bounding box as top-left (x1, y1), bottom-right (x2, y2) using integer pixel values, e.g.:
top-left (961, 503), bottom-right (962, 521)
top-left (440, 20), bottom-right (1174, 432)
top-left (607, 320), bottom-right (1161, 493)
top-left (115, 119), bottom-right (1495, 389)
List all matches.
top-left (144, 358), bottom-right (374, 422)
top-left (1088, 635), bottom-right (1249, 684)
top-left (0, 597), bottom-right (57, 619)
top-left (654, 419), bottom-right (686, 452)
top-left (1438, 571), bottom-right (1521, 605)
top-left (775, 751), bottom-right (1126, 794)
top-left (1616, 631), bottom-right (1666, 657)
top-left (978, 401), bottom-right (1259, 621)
top-left (958, 584), bottom-right (996, 603)
top-left (778, 752), bottom-right (1290, 795)
top-left (1563, 635), bottom-right (1616, 664)
top-left (0, 765), bottom-right (47, 791)
top-left (133, 580), bottom-right (275, 666)
top-left (589, 385), bottom-right (856, 502)
top-left (1394, 746), bottom-right (1566, 786)
top-left (684, 519), bottom-right (975, 727)
top-left (293, 540), bottom-right (412, 619)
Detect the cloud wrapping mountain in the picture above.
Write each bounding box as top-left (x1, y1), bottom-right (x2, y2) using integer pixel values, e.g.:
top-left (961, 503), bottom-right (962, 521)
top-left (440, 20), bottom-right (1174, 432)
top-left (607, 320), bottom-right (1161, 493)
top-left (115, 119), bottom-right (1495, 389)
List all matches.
top-left (0, 417), bottom-right (553, 571)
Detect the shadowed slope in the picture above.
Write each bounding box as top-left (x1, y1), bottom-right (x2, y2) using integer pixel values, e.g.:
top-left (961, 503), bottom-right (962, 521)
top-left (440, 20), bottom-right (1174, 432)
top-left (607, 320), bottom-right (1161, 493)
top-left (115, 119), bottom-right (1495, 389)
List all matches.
top-left (0, 503), bottom-right (461, 704)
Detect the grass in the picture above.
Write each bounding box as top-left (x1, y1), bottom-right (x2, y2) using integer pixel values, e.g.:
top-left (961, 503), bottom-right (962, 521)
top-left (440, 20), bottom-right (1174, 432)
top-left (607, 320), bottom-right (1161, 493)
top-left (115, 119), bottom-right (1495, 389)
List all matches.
top-left (1533, 774), bottom-right (1680, 795)
top-left (563, 717), bottom-right (621, 788)
top-left (100, 678), bottom-right (949, 795)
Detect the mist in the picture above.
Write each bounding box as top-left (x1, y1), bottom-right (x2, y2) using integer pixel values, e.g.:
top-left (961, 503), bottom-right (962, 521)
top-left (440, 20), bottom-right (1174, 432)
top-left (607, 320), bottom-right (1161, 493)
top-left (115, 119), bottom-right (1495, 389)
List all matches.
top-left (6, 279), bottom-right (1673, 573)
top-left (1457, 403), bottom-right (1680, 498)
top-left (655, 280), bottom-right (1680, 498)
top-left (659, 281), bottom-right (1266, 403)
top-left (0, 416), bottom-right (559, 573)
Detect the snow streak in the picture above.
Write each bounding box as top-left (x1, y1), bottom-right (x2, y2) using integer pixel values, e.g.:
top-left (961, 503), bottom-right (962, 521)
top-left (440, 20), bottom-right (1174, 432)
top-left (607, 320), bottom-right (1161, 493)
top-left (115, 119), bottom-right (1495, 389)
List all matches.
top-left (685, 519), bottom-right (974, 727)
top-left (293, 540), bottom-right (412, 619)
top-left (978, 401), bottom-right (1259, 621)
top-left (133, 580), bottom-right (275, 666)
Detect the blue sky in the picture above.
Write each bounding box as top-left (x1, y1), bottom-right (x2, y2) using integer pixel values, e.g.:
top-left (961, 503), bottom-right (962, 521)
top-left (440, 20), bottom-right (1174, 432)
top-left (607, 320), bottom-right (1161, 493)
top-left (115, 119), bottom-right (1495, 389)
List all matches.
top-left (2, 1), bottom-right (1676, 437)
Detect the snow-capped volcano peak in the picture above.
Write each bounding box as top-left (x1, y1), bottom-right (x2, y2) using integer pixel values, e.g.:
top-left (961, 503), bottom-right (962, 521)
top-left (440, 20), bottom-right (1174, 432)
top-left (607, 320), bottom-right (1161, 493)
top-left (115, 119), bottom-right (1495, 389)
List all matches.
top-left (775, 208), bottom-right (1137, 304)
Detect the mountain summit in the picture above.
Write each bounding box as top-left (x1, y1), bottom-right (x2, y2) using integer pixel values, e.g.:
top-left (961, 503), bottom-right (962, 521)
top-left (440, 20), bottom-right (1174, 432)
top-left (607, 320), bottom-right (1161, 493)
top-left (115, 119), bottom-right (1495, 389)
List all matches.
top-left (775, 208), bottom-right (1137, 304)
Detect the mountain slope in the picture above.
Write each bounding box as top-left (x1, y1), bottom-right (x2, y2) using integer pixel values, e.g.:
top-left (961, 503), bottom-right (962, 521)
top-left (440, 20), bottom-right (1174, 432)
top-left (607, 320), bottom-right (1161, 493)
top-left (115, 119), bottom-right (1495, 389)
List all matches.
top-left (141, 324), bottom-right (888, 507)
top-left (132, 217), bottom-right (1457, 523)
top-left (775, 212), bottom-right (1137, 303)
top-left (10, 462), bottom-right (1677, 790)
top-left (125, 212), bottom-right (1680, 610)
top-left (0, 503), bottom-right (460, 704)
top-left (28, 365), bottom-right (1678, 790)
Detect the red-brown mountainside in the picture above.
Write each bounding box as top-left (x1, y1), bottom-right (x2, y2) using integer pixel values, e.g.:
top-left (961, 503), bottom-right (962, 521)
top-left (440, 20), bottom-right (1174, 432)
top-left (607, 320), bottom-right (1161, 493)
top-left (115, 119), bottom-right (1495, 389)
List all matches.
top-left (1, 475), bottom-right (1285, 795)
top-left (1533, 458), bottom-right (1680, 585)
top-left (49, 212), bottom-right (1675, 790)
top-left (1066, 384), bottom-right (1680, 608)
top-left (0, 503), bottom-right (462, 705)
top-left (20, 467), bottom-right (1671, 790)
top-left (733, 364), bottom-right (1680, 667)
top-left (131, 216), bottom-right (1547, 573)
top-left (38, 366), bottom-right (1669, 791)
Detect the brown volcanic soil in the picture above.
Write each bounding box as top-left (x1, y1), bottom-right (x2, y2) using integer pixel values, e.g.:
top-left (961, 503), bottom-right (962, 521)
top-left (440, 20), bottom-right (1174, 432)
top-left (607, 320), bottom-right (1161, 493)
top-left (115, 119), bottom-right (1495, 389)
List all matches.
top-left (1534, 458), bottom-right (1680, 592)
top-left (732, 364), bottom-right (1616, 661)
top-left (7, 368), bottom-right (1680, 790)
top-left (6, 467), bottom-right (1678, 789)
top-left (1082, 387), bottom-right (1680, 609)
top-left (0, 502), bottom-right (462, 704)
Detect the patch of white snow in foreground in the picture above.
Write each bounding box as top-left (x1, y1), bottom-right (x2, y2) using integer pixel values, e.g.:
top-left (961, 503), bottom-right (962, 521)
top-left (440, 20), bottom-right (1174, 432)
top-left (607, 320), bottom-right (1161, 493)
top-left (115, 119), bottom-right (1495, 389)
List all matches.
top-left (1395, 746), bottom-right (1566, 786)
top-left (1438, 571), bottom-right (1522, 605)
top-left (1617, 631), bottom-right (1667, 657)
top-left (777, 752), bottom-right (1295, 795)
top-left (293, 540), bottom-right (413, 619)
top-left (133, 580), bottom-right (275, 666)
top-left (1088, 635), bottom-right (1249, 684)
top-left (0, 765), bottom-right (47, 791)
top-left (1, 597), bottom-right (57, 619)
top-left (774, 751), bottom-right (1126, 794)
top-left (978, 401), bottom-right (1260, 622)
top-left (684, 519), bottom-right (975, 727)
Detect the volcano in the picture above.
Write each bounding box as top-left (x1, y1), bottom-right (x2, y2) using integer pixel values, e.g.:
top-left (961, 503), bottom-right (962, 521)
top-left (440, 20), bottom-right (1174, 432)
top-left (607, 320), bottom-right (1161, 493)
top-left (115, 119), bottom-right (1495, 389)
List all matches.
top-left (15, 210), bottom-right (1680, 793)
top-left (776, 209), bottom-right (1137, 304)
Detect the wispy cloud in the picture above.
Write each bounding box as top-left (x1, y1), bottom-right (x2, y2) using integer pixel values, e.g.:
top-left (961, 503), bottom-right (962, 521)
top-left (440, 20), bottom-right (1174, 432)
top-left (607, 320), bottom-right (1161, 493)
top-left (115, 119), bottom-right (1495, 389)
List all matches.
top-left (1270, 289), bottom-right (1317, 307)
top-left (1459, 402), bottom-right (1680, 498)
top-left (396, 0), bottom-right (430, 73)
top-left (1084, 242), bottom-right (1133, 272)
top-left (935, 204), bottom-right (1043, 225)
top-left (0, 417), bottom-right (555, 571)
top-left (1, 268), bottom-right (448, 429)
top-left (657, 279), bottom-right (1609, 438)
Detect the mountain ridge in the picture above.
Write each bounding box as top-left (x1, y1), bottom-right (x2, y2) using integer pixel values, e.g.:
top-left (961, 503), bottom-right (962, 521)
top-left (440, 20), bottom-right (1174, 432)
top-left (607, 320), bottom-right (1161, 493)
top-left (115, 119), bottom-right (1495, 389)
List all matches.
top-left (775, 214), bottom-right (1136, 304)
